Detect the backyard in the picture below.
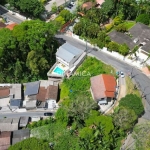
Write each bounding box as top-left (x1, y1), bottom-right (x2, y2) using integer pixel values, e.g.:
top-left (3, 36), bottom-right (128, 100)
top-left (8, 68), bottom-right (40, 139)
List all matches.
top-left (60, 56), bottom-right (116, 101)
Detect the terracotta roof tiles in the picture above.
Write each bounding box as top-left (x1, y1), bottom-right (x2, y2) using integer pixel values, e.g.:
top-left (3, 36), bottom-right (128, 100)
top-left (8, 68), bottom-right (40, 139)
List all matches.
top-left (0, 131), bottom-right (11, 150)
top-left (0, 87), bottom-right (10, 98)
top-left (6, 23), bottom-right (17, 30)
top-left (90, 74), bottom-right (116, 101)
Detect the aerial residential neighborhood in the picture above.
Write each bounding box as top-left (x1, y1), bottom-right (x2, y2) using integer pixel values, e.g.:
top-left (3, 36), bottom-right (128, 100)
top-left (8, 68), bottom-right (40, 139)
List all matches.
top-left (0, 0), bottom-right (150, 149)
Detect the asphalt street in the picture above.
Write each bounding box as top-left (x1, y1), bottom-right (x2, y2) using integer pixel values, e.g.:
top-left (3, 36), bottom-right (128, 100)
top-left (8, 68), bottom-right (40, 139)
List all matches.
top-left (56, 34), bottom-right (150, 120)
top-left (0, 112), bottom-right (49, 119)
top-left (0, 6), bottom-right (24, 24)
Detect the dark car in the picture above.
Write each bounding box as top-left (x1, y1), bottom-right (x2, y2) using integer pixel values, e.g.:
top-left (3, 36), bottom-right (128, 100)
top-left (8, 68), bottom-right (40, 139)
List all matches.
top-left (67, 4), bottom-right (73, 9)
top-left (44, 112), bottom-right (53, 116)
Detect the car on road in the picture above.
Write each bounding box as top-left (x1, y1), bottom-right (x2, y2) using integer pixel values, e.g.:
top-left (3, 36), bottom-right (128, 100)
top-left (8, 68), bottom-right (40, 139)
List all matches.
top-left (120, 72), bottom-right (125, 78)
top-left (44, 112), bottom-right (53, 116)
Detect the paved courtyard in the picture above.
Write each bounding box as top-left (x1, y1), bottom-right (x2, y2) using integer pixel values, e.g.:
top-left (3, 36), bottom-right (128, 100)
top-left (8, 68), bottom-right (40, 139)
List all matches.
top-left (45, 0), bottom-right (70, 12)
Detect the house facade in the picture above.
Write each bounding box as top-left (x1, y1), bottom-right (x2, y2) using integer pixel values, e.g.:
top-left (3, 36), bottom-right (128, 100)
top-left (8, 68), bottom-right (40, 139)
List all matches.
top-left (56, 42), bottom-right (83, 68)
top-left (129, 22), bottom-right (150, 64)
top-left (47, 42), bottom-right (86, 78)
top-left (90, 74), bottom-right (116, 105)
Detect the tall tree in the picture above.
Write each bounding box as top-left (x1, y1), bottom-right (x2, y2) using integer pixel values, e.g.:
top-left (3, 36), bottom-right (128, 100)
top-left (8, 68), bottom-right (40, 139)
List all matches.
top-left (113, 107), bottom-right (137, 131)
top-left (9, 0), bottom-right (45, 17)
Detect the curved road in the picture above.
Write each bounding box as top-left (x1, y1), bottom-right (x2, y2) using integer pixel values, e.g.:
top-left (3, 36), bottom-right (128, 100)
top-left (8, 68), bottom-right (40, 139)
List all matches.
top-left (56, 34), bottom-right (150, 120)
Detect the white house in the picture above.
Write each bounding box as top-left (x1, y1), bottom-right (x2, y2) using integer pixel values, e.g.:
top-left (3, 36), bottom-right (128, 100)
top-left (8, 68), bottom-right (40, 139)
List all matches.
top-left (56, 42), bottom-right (83, 68)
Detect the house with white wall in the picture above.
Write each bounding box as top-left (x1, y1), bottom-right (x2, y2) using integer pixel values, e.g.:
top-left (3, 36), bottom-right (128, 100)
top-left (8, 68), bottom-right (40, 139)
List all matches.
top-left (90, 74), bottom-right (116, 111)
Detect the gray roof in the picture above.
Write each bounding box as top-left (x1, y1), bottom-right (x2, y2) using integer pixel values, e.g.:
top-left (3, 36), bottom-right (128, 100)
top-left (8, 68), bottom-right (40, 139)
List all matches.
top-left (141, 42), bottom-right (150, 53)
top-left (26, 100), bottom-right (37, 109)
top-left (10, 99), bottom-right (22, 107)
top-left (10, 84), bottom-right (22, 99)
top-left (19, 117), bottom-right (29, 127)
top-left (0, 118), bottom-right (19, 131)
top-left (24, 81), bottom-right (40, 96)
top-left (109, 30), bottom-right (136, 49)
top-left (56, 42), bottom-right (83, 63)
top-left (129, 22), bottom-right (150, 42)
top-left (12, 129), bottom-right (30, 145)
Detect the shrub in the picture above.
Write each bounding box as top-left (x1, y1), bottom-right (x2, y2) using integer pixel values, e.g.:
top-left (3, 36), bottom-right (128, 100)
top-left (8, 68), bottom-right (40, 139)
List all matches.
top-left (113, 16), bottom-right (123, 25)
top-left (119, 43), bottom-right (129, 56)
top-left (108, 42), bottom-right (119, 52)
top-left (116, 23), bottom-right (127, 32)
top-left (136, 14), bottom-right (150, 25)
top-left (119, 94), bottom-right (144, 117)
top-left (105, 23), bottom-right (114, 32)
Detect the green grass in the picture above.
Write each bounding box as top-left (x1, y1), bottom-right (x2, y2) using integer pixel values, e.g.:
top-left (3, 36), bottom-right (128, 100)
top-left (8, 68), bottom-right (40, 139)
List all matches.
top-left (60, 56), bottom-right (116, 100)
top-left (123, 21), bottom-right (136, 30)
top-left (31, 122), bottom-right (66, 141)
top-left (125, 76), bottom-right (141, 97)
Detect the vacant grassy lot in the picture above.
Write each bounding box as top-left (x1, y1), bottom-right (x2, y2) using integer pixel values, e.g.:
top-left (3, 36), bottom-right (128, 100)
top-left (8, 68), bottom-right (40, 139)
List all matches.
top-left (60, 56), bottom-right (116, 100)
top-left (31, 122), bottom-right (66, 141)
top-left (125, 76), bottom-right (141, 97)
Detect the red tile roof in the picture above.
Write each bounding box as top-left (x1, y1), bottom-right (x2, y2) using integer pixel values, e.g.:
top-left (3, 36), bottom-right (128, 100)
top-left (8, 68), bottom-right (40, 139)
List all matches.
top-left (36, 87), bottom-right (47, 102)
top-left (82, 2), bottom-right (93, 10)
top-left (90, 74), bottom-right (116, 101)
top-left (0, 131), bottom-right (11, 150)
top-left (37, 85), bottom-right (58, 102)
top-left (0, 87), bottom-right (10, 98)
top-left (6, 23), bottom-right (17, 30)
top-left (46, 85), bottom-right (58, 100)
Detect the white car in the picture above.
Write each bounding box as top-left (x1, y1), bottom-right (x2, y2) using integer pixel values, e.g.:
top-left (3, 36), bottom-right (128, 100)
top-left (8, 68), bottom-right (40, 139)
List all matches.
top-left (120, 72), bottom-right (125, 78)
top-left (70, 2), bottom-right (75, 5)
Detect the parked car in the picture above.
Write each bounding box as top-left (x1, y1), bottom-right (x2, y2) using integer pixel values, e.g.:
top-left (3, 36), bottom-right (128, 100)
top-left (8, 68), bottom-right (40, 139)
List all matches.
top-left (93, 48), bottom-right (98, 51)
top-left (67, 4), bottom-right (72, 9)
top-left (120, 72), bottom-right (125, 78)
top-left (44, 112), bottom-right (53, 116)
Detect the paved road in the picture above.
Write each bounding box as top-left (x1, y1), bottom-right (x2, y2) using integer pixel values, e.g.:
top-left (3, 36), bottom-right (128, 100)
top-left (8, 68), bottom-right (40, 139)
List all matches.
top-left (0, 112), bottom-right (51, 119)
top-left (56, 34), bottom-right (150, 120)
top-left (0, 6), bottom-right (24, 24)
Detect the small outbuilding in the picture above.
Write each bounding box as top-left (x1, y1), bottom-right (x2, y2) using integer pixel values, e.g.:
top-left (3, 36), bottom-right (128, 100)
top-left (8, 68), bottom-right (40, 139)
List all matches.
top-left (12, 129), bottom-right (30, 145)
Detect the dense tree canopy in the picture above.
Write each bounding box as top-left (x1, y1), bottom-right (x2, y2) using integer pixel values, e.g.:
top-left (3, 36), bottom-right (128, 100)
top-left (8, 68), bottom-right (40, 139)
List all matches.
top-left (136, 14), bottom-right (150, 25)
top-left (119, 94), bottom-right (144, 116)
top-left (0, 20), bottom-right (59, 83)
top-left (133, 122), bottom-right (150, 150)
top-left (8, 137), bottom-right (50, 150)
top-left (8, 0), bottom-right (45, 17)
top-left (113, 107), bottom-right (137, 131)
